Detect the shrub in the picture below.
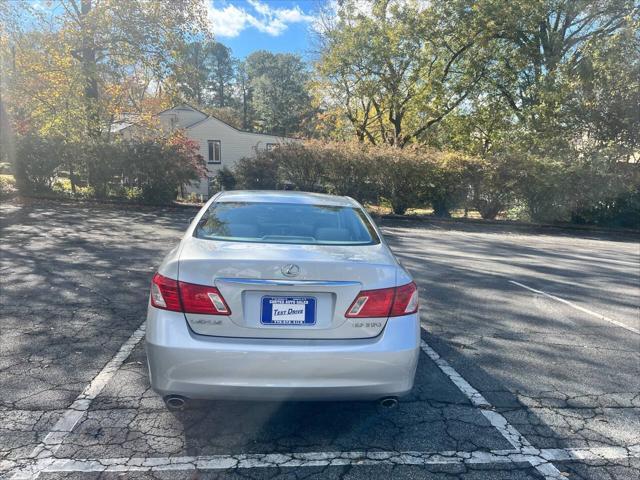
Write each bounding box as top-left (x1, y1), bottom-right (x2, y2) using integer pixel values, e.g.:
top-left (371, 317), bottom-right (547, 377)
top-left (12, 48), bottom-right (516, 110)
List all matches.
top-left (15, 136), bottom-right (63, 193)
top-left (514, 156), bottom-right (570, 223)
top-left (322, 142), bottom-right (379, 203)
top-left (215, 167), bottom-right (237, 191)
top-left (51, 177), bottom-right (72, 195)
top-left (232, 141), bottom-right (472, 215)
top-left (84, 142), bottom-right (125, 199)
top-left (14, 132), bottom-right (205, 204)
top-left (469, 152), bottom-right (520, 220)
top-left (126, 134), bottom-right (205, 204)
top-left (52, 178), bottom-right (94, 198)
top-left (186, 192), bottom-right (200, 204)
top-left (235, 154), bottom-right (279, 189)
top-left (567, 159), bottom-right (640, 228)
top-left (376, 146), bottom-right (432, 215)
top-left (274, 141), bottom-right (326, 192)
top-left (421, 151), bottom-right (475, 217)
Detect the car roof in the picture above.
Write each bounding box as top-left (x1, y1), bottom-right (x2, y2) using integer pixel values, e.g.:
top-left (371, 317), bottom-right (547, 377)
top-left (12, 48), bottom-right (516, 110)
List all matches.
top-left (215, 190), bottom-right (359, 207)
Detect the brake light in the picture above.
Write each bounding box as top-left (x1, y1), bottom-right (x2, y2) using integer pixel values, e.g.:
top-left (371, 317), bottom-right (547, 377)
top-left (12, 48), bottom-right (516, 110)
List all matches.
top-left (390, 282), bottom-right (419, 316)
top-left (150, 273), bottom-right (230, 315)
top-left (178, 281), bottom-right (230, 315)
top-left (346, 282), bottom-right (418, 318)
top-left (151, 273), bottom-right (181, 311)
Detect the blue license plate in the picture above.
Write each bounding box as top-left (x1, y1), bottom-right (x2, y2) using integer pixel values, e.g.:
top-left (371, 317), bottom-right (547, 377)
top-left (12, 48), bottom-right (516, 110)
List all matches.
top-left (261, 296), bottom-right (316, 326)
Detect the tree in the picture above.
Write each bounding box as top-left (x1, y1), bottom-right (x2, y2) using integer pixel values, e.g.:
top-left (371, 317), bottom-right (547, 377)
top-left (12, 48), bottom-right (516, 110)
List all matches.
top-left (235, 60), bottom-right (251, 130)
top-left (208, 42), bottom-right (235, 108)
top-left (571, 16), bottom-right (640, 160)
top-left (2, 0), bottom-right (209, 139)
top-left (172, 41), bottom-right (212, 106)
top-left (429, 0), bottom-right (639, 219)
top-left (171, 40), bottom-right (235, 108)
top-left (315, 0), bottom-right (492, 147)
top-left (481, 0), bottom-right (637, 149)
top-left (245, 51), bottom-right (312, 136)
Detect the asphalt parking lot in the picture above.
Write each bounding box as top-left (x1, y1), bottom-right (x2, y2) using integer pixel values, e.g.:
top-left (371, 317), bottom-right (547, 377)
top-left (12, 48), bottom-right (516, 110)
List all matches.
top-left (1, 199), bottom-right (638, 479)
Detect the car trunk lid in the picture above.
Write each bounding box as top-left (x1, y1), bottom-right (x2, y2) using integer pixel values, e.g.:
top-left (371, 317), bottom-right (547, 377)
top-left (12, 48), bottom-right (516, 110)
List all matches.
top-left (177, 237), bottom-right (398, 339)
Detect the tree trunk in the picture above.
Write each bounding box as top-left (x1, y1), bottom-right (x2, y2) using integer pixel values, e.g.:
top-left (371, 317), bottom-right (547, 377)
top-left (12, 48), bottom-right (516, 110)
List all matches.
top-left (432, 198), bottom-right (451, 218)
top-left (80, 0), bottom-right (100, 139)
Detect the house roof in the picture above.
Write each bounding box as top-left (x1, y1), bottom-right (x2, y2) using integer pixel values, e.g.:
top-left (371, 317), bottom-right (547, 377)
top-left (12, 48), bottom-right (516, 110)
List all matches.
top-left (114, 103), bottom-right (300, 140)
top-left (110, 121), bottom-right (133, 133)
top-left (156, 103), bottom-right (210, 120)
top-left (163, 103), bottom-right (299, 140)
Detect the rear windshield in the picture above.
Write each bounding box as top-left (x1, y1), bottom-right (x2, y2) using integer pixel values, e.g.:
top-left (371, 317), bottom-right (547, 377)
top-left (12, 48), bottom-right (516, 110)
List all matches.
top-left (194, 201), bottom-right (380, 245)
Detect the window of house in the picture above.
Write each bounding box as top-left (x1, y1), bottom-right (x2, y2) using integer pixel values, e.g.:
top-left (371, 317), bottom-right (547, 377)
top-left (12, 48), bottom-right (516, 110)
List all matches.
top-left (266, 143), bottom-right (277, 151)
top-left (208, 140), bottom-right (221, 163)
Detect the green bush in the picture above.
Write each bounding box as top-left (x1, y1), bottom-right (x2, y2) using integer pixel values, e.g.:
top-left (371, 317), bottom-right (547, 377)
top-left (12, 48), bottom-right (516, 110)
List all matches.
top-left (233, 141), bottom-right (471, 215)
top-left (84, 142), bottom-right (125, 199)
top-left (568, 159), bottom-right (640, 228)
top-left (15, 136), bottom-right (64, 193)
top-left (13, 132), bottom-right (205, 204)
top-left (215, 167), bottom-right (237, 191)
top-left (424, 152), bottom-right (476, 217)
top-left (571, 188), bottom-right (640, 228)
top-left (235, 154), bottom-right (279, 189)
top-left (125, 135), bottom-right (205, 204)
top-left (273, 142), bottom-right (326, 192)
top-left (12, 134), bottom-right (638, 228)
top-left (322, 142), bottom-right (380, 203)
top-left (514, 156), bottom-right (570, 223)
top-left (124, 187), bottom-right (143, 201)
top-left (469, 152), bottom-right (521, 220)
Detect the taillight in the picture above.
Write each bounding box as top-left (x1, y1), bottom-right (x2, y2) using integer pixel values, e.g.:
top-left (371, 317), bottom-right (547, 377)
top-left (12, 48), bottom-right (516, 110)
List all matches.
top-left (346, 282), bottom-right (419, 318)
top-left (151, 273), bottom-right (182, 311)
top-left (150, 273), bottom-right (230, 315)
top-left (390, 282), bottom-right (419, 316)
top-left (178, 281), bottom-right (230, 315)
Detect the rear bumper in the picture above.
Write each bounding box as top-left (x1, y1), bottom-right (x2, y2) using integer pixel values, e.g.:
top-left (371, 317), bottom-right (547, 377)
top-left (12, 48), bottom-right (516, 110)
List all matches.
top-left (145, 307), bottom-right (420, 401)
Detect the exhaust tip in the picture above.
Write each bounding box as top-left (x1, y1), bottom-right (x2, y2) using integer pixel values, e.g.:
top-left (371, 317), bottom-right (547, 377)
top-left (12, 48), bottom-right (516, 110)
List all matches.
top-left (164, 395), bottom-right (187, 411)
top-left (378, 396), bottom-right (399, 409)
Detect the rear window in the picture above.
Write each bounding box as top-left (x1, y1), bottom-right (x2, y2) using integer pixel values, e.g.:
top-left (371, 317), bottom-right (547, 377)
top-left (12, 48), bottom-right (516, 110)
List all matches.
top-left (194, 201), bottom-right (380, 245)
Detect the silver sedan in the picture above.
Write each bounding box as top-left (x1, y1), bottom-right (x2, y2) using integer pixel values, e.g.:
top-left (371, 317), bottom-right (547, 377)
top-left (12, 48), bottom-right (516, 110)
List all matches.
top-left (146, 191), bottom-right (420, 409)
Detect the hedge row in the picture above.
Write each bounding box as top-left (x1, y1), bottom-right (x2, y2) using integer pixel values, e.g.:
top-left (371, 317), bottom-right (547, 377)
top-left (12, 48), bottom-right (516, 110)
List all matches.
top-left (14, 133), bottom-right (205, 204)
top-left (228, 140), bottom-right (639, 227)
top-left (12, 135), bottom-right (639, 227)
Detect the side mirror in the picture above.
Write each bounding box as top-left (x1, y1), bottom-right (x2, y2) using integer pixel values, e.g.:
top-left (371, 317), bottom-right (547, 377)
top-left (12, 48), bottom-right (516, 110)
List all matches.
top-left (188, 216), bottom-right (195, 225)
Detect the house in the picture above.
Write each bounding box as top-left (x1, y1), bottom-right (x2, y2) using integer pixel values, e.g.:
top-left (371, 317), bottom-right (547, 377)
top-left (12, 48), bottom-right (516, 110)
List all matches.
top-left (116, 104), bottom-right (297, 197)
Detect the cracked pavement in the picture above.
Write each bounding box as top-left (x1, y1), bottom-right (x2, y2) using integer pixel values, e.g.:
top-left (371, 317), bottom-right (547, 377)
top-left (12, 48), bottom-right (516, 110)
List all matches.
top-left (1, 199), bottom-right (638, 479)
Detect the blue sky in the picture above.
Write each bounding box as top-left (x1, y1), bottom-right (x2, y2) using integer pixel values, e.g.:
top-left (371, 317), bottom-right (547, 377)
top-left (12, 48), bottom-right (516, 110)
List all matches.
top-left (206, 0), bottom-right (323, 59)
top-left (29, 0), bottom-right (325, 60)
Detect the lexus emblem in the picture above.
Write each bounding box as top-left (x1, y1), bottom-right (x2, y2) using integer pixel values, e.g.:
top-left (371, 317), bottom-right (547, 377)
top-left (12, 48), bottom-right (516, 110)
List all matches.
top-left (281, 264), bottom-right (300, 277)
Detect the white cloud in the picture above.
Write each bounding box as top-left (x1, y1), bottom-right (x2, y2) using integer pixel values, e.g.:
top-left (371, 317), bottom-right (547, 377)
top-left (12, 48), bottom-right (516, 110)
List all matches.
top-left (207, 0), bottom-right (315, 38)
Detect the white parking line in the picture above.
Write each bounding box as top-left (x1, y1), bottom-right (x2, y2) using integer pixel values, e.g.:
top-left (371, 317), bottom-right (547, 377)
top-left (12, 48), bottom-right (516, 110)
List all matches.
top-left (10, 322), bottom-right (146, 479)
top-left (7, 312), bottom-right (633, 479)
top-left (4, 445), bottom-right (638, 475)
top-left (509, 280), bottom-right (640, 335)
top-left (420, 336), bottom-right (564, 479)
